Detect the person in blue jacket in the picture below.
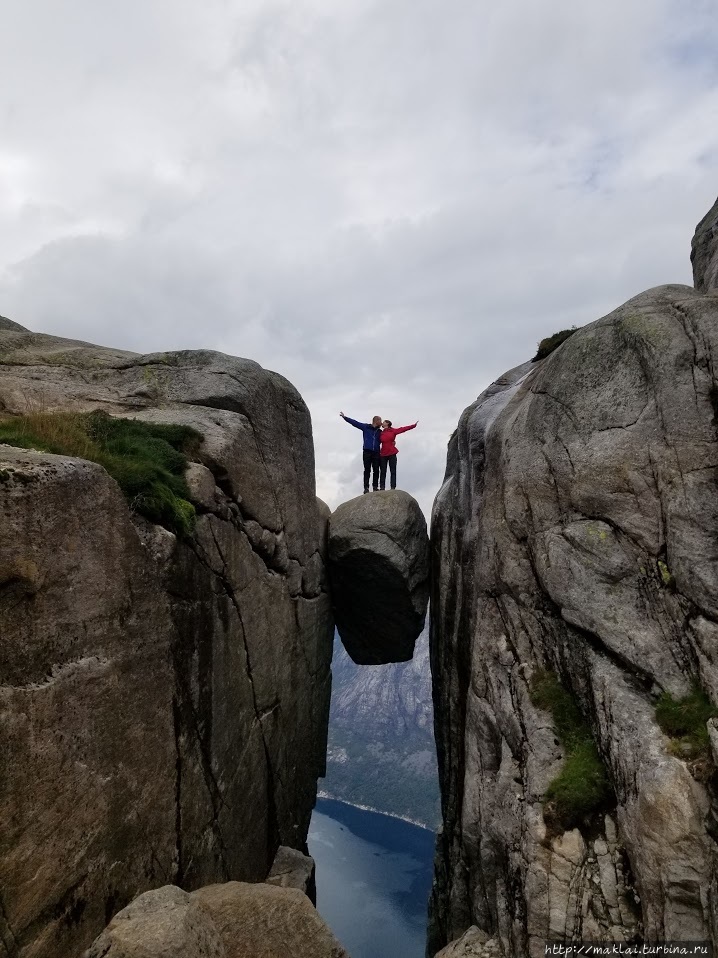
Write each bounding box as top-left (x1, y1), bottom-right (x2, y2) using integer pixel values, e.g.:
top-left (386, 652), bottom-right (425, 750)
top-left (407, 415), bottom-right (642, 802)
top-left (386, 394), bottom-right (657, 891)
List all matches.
top-left (340, 411), bottom-right (382, 494)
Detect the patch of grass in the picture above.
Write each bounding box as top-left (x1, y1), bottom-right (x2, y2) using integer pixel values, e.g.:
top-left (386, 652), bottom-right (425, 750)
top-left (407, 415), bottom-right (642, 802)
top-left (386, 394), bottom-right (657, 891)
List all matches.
top-left (657, 558), bottom-right (675, 589)
top-left (530, 669), bottom-right (613, 831)
top-left (533, 327), bottom-right (577, 362)
top-left (531, 669), bottom-right (585, 748)
top-left (0, 411), bottom-right (201, 535)
top-left (655, 687), bottom-right (717, 776)
top-left (544, 740), bottom-right (612, 828)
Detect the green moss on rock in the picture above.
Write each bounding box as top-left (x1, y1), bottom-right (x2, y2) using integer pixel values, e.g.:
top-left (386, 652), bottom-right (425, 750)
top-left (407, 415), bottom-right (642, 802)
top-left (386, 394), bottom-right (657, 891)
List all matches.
top-left (657, 558), bottom-right (675, 589)
top-left (530, 669), bottom-right (613, 831)
top-left (0, 411), bottom-right (201, 536)
top-left (655, 687), bottom-right (717, 775)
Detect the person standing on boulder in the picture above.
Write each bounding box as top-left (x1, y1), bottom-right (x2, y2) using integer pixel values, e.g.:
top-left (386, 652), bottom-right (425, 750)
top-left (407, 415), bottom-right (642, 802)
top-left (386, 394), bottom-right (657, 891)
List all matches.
top-left (379, 420), bottom-right (418, 490)
top-left (340, 411), bottom-right (382, 494)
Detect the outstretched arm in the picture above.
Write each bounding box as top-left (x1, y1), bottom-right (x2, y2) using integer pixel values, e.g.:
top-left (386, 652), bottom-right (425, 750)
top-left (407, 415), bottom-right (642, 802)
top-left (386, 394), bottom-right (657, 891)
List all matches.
top-left (394, 422), bottom-right (418, 434)
top-left (340, 412), bottom-right (366, 430)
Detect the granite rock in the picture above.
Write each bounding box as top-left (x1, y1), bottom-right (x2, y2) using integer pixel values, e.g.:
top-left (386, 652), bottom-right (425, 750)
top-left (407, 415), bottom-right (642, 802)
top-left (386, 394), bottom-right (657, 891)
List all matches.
top-left (192, 881), bottom-right (350, 958)
top-left (266, 846), bottom-right (316, 897)
top-left (83, 882), bottom-right (350, 958)
top-left (430, 273), bottom-right (718, 952)
top-left (691, 193), bottom-right (718, 292)
top-left (328, 490), bottom-right (429, 664)
top-left (0, 330), bottom-right (334, 957)
top-left (84, 886), bottom-right (224, 958)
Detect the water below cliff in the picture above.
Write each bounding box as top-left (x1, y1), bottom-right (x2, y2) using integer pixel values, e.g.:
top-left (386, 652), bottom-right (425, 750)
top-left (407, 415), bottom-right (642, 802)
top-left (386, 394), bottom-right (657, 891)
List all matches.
top-left (309, 797), bottom-right (435, 958)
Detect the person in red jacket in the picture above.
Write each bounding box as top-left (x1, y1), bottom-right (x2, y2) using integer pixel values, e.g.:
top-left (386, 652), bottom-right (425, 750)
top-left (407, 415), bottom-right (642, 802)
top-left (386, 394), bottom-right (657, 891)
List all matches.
top-left (378, 419), bottom-right (418, 490)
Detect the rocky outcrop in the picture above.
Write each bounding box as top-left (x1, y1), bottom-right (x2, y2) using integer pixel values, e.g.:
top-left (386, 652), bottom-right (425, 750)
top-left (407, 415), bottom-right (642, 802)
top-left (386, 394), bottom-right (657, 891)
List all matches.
top-left (692, 193), bottom-right (718, 292)
top-left (192, 882), bottom-right (349, 958)
top-left (84, 882), bottom-right (349, 958)
top-left (84, 886), bottom-right (224, 958)
top-left (0, 328), bottom-right (333, 957)
top-left (266, 845), bottom-right (316, 898)
top-left (435, 926), bottom-right (503, 958)
top-left (430, 210), bottom-right (718, 956)
top-left (328, 491), bottom-right (429, 664)
top-left (0, 316), bottom-right (27, 332)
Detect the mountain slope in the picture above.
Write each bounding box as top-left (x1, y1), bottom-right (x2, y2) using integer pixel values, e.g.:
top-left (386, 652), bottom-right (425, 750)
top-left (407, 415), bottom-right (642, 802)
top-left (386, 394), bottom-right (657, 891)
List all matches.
top-left (322, 626), bottom-right (440, 828)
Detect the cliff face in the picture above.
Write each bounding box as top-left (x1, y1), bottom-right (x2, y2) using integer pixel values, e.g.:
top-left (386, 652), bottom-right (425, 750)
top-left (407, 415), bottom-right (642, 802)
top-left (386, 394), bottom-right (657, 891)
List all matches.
top-left (0, 328), bottom-right (333, 957)
top-left (692, 193), bottom-right (718, 293)
top-left (430, 216), bottom-right (718, 953)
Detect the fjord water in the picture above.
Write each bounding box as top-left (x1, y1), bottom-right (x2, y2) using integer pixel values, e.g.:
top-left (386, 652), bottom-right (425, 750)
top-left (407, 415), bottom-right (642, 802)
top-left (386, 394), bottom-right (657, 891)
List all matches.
top-left (309, 797), bottom-right (435, 958)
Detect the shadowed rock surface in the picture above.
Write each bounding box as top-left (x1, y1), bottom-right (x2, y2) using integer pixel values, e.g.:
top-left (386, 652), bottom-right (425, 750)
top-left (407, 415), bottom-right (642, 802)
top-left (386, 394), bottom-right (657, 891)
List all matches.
top-left (0, 327), bottom-right (333, 958)
top-left (429, 202), bottom-right (718, 957)
top-left (692, 193), bottom-right (718, 292)
top-left (84, 882), bottom-right (350, 958)
top-left (328, 490), bottom-right (429, 664)
top-left (266, 846), bottom-right (316, 898)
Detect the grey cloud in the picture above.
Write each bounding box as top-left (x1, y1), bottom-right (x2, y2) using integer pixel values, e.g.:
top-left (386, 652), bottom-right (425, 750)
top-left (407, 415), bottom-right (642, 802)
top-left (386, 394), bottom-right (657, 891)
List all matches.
top-left (1, 0), bottom-right (718, 517)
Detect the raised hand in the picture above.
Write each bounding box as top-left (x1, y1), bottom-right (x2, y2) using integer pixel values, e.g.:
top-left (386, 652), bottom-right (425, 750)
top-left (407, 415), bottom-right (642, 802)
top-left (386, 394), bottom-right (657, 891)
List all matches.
top-left (340, 411), bottom-right (345, 418)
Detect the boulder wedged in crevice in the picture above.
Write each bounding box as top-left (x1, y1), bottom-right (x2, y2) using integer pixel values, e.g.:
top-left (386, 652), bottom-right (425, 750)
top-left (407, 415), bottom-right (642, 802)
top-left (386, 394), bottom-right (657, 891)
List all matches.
top-left (328, 490), bottom-right (429, 664)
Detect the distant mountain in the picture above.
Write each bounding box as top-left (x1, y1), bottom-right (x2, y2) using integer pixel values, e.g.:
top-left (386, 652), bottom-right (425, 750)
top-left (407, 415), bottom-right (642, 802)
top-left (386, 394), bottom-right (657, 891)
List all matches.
top-left (321, 626), bottom-right (440, 829)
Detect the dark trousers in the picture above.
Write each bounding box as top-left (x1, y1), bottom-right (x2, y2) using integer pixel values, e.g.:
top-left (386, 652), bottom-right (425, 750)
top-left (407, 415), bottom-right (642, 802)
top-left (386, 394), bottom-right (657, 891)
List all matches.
top-left (363, 450), bottom-right (380, 491)
top-left (379, 454), bottom-right (397, 490)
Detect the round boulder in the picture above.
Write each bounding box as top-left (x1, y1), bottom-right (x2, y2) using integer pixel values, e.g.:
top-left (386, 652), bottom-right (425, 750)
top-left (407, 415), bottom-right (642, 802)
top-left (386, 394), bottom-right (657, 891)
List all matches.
top-left (192, 882), bottom-right (349, 958)
top-left (84, 886), bottom-right (224, 958)
top-left (328, 490), bottom-right (429, 664)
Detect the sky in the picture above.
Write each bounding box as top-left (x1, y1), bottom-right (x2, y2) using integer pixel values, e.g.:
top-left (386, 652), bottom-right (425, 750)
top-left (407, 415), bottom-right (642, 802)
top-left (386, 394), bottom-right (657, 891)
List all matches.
top-left (1, 0), bottom-right (717, 517)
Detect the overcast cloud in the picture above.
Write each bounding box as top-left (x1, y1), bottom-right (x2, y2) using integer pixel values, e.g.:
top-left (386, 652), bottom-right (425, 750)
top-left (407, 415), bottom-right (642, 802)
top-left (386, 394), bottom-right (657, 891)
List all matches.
top-left (1, 0), bottom-right (718, 515)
